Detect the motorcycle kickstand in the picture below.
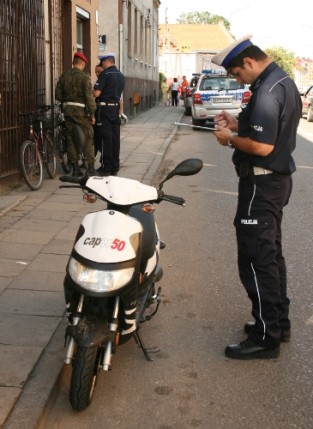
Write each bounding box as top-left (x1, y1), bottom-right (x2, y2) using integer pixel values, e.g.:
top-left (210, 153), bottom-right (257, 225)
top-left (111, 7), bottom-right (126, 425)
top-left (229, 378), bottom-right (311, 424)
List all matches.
top-left (134, 329), bottom-right (160, 361)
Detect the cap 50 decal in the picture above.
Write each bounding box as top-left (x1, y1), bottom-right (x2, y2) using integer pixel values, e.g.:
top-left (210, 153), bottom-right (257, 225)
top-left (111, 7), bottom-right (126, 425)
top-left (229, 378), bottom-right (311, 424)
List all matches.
top-left (83, 237), bottom-right (126, 251)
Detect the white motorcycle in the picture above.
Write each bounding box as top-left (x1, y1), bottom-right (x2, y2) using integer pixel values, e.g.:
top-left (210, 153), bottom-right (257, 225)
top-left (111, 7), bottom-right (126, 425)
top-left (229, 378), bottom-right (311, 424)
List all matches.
top-left (59, 145), bottom-right (202, 410)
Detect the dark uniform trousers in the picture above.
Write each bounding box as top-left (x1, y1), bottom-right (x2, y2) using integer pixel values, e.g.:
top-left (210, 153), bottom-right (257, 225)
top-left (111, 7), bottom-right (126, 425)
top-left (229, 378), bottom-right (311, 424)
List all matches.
top-left (96, 105), bottom-right (121, 174)
top-left (234, 172), bottom-right (292, 348)
top-left (64, 115), bottom-right (95, 166)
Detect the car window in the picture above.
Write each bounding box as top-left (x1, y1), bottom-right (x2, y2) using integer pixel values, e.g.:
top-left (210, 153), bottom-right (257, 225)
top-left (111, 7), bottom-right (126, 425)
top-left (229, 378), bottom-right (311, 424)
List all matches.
top-left (199, 77), bottom-right (241, 91)
top-left (190, 77), bottom-right (198, 88)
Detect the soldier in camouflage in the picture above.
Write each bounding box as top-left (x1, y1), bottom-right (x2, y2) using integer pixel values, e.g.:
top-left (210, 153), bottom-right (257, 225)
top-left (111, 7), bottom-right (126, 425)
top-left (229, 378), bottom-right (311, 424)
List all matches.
top-left (55, 52), bottom-right (97, 176)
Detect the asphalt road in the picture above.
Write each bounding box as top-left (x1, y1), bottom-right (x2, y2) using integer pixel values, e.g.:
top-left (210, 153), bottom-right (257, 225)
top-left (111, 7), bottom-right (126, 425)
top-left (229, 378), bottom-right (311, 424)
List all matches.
top-left (45, 118), bottom-right (313, 429)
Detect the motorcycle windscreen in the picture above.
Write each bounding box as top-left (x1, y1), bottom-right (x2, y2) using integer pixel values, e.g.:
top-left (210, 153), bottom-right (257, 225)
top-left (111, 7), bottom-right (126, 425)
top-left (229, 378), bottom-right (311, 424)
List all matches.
top-left (74, 210), bottom-right (142, 263)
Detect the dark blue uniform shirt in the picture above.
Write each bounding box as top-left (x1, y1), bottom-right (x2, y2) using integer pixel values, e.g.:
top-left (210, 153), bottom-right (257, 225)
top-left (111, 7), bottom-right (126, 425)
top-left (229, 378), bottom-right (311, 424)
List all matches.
top-left (94, 65), bottom-right (125, 103)
top-left (233, 62), bottom-right (302, 174)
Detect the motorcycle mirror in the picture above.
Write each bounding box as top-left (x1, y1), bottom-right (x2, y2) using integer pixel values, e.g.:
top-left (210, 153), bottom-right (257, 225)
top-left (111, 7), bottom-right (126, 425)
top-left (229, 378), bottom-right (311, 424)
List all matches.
top-left (159, 158), bottom-right (203, 189)
top-left (71, 124), bottom-right (85, 155)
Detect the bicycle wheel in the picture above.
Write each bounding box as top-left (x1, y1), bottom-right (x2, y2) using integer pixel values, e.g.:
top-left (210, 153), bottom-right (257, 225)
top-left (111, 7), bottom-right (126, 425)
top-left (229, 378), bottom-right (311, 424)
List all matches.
top-left (44, 134), bottom-right (57, 178)
top-left (19, 140), bottom-right (43, 190)
top-left (55, 125), bottom-right (71, 173)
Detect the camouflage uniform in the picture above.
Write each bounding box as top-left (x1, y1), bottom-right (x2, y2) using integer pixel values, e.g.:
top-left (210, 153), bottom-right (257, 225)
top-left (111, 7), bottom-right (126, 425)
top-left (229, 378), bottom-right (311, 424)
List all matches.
top-left (55, 67), bottom-right (96, 167)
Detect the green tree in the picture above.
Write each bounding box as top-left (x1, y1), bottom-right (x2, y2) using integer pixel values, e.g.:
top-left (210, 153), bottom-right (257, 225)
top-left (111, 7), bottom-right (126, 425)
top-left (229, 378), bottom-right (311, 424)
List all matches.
top-left (176, 11), bottom-right (230, 30)
top-left (265, 46), bottom-right (296, 79)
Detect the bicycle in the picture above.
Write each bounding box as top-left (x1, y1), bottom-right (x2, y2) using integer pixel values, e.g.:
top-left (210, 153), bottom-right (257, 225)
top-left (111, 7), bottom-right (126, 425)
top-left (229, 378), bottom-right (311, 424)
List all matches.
top-left (53, 103), bottom-right (72, 174)
top-left (19, 106), bottom-right (57, 190)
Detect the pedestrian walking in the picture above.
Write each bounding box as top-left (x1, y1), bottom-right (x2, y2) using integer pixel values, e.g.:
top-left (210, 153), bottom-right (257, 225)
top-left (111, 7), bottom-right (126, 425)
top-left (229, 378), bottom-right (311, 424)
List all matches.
top-left (93, 53), bottom-right (125, 176)
top-left (169, 77), bottom-right (180, 106)
top-left (55, 52), bottom-right (97, 177)
top-left (179, 75), bottom-right (189, 101)
top-left (161, 77), bottom-right (170, 106)
top-left (212, 35), bottom-right (302, 360)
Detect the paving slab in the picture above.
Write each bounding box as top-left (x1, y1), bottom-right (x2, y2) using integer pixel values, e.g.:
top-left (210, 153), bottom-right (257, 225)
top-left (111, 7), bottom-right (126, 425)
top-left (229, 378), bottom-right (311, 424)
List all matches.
top-left (0, 242), bottom-right (42, 260)
top-left (7, 271), bottom-right (64, 291)
top-left (0, 228), bottom-right (55, 245)
top-left (0, 258), bottom-right (28, 277)
top-left (27, 253), bottom-right (67, 273)
top-left (0, 314), bottom-right (61, 347)
top-left (0, 289), bottom-right (64, 317)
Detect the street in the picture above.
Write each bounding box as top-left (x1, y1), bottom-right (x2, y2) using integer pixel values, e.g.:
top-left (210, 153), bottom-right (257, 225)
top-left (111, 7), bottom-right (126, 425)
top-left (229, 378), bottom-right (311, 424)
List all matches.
top-left (44, 117), bottom-right (313, 429)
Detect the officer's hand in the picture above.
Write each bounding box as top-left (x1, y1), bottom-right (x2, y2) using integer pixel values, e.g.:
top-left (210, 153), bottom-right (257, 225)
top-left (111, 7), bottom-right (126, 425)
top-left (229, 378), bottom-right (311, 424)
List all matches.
top-left (213, 127), bottom-right (232, 147)
top-left (214, 111), bottom-right (238, 132)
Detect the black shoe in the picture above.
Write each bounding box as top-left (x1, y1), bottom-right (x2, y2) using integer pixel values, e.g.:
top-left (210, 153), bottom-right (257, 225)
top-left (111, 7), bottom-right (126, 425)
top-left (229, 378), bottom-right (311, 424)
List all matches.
top-left (225, 338), bottom-right (280, 360)
top-left (244, 321), bottom-right (291, 342)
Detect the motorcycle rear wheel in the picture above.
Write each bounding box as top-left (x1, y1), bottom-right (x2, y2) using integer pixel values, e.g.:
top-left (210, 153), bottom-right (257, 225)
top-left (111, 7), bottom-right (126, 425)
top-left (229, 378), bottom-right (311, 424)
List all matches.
top-left (69, 345), bottom-right (99, 411)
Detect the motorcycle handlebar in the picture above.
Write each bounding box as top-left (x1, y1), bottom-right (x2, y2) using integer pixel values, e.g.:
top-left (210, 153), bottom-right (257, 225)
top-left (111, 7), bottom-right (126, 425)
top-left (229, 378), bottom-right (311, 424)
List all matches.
top-left (59, 175), bottom-right (82, 184)
top-left (58, 178), bottom-right (185, 206)
top-left (158, 192), bottom-right (186, 206)
top-left (59, 176), bottom-right (88, 189)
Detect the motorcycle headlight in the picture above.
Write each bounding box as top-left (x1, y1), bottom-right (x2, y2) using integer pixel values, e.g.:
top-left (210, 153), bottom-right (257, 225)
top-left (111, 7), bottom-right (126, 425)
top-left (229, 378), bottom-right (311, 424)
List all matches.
top-left (68, 257), bottom-right (135, 292)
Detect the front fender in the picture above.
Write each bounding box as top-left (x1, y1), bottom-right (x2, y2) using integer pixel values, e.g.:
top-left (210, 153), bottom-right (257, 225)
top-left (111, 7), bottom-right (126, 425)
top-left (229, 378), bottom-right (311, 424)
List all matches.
top-left (66, 315), bottom-right (113, 347)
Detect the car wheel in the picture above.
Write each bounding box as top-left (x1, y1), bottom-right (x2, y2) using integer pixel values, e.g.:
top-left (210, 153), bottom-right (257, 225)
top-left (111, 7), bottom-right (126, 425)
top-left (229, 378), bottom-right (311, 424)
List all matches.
top-left (185, 106), bottom-right (191, 116)
top-left (307, 106), bottom-right (313, 122)
top-left (192, 117), bottom-right (206, 130)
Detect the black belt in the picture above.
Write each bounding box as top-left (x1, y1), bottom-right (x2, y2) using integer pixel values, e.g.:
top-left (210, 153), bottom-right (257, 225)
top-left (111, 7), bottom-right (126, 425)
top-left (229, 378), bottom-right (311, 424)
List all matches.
top-left (99, 102), bottom-right (119, 106)
top-left (235, 163), bottom-right (274, 178)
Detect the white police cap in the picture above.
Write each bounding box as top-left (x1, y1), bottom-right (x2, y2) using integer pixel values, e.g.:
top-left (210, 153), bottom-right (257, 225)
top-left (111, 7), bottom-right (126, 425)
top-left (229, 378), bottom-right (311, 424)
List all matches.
top-left (211, 35), bottom-right (253, 70)
top-left (99, 53), bottom-right (115, 62)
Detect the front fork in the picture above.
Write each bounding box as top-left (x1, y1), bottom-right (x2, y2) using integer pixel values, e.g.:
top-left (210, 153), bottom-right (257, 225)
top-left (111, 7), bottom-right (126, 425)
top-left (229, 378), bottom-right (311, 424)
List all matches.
top-left (64, 295), bottom-right (120, 371)
top-left (102, 296), bottom-right (119, 370)
top-left (64, 295), bottom-right (84, 364)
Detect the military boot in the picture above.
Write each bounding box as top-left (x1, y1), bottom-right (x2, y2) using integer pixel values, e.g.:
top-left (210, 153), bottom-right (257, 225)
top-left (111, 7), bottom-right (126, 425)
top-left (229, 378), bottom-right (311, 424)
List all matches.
top-left (72, 163), bottom-right (83, 177)
top-left (87, 164), bottom-right (100, 176)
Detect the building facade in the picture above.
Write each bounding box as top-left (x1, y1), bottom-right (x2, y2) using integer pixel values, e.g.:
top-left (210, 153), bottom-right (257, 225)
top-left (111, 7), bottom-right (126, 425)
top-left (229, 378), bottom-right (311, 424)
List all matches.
top-left (158, 23), bottom-right (234, 81)
top-left (294, 58), bottom-right (313, 93)
top-left (0, 0), bottom-right (99, 192)
top-left (98, 0), bottom-right (161, 116)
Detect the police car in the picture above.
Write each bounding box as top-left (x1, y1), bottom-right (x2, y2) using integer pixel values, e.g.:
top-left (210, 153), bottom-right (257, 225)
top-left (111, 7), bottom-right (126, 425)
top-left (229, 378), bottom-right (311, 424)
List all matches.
top-left (191, 69), bottom-right (251, 127)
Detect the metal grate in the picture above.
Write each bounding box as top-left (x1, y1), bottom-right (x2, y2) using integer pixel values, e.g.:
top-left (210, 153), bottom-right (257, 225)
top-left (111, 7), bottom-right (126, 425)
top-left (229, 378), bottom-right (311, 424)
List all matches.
top-left (0, 0), bottom-right (62, 182)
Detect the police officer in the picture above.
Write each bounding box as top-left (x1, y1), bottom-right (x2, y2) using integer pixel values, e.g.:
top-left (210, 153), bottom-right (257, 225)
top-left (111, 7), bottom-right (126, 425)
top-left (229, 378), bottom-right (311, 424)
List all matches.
top-left (212, 35), bottom-right (302, 359)
top-left (55, 52), bottom-right (97, 177)
top-left (93, 53), bottom-right (125, 176)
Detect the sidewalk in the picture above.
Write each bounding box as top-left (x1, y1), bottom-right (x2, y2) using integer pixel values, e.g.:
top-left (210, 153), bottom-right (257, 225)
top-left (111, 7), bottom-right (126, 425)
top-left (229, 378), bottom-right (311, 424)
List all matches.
top-left (0, 104), bottom-right (184, 429)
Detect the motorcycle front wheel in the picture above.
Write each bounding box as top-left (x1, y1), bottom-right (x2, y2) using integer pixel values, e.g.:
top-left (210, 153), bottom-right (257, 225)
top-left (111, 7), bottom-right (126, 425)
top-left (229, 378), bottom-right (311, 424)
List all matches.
top-left (69, 345), bottom-right (100, 411)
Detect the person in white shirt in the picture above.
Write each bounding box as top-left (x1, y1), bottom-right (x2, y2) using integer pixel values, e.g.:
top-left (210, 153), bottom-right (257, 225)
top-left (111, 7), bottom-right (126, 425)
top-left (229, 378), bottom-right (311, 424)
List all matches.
top-left (170, 77), bottom-right (180, 106)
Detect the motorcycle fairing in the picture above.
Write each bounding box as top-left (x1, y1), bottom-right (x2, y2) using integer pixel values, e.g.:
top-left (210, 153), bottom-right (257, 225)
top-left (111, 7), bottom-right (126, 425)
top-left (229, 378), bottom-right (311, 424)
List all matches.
top-left (66, 314), bottom-right (113, 347)
top-left (74, 210), bottom-right (142, 263)
top-left (85, 176), bottom-right (158, 205)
